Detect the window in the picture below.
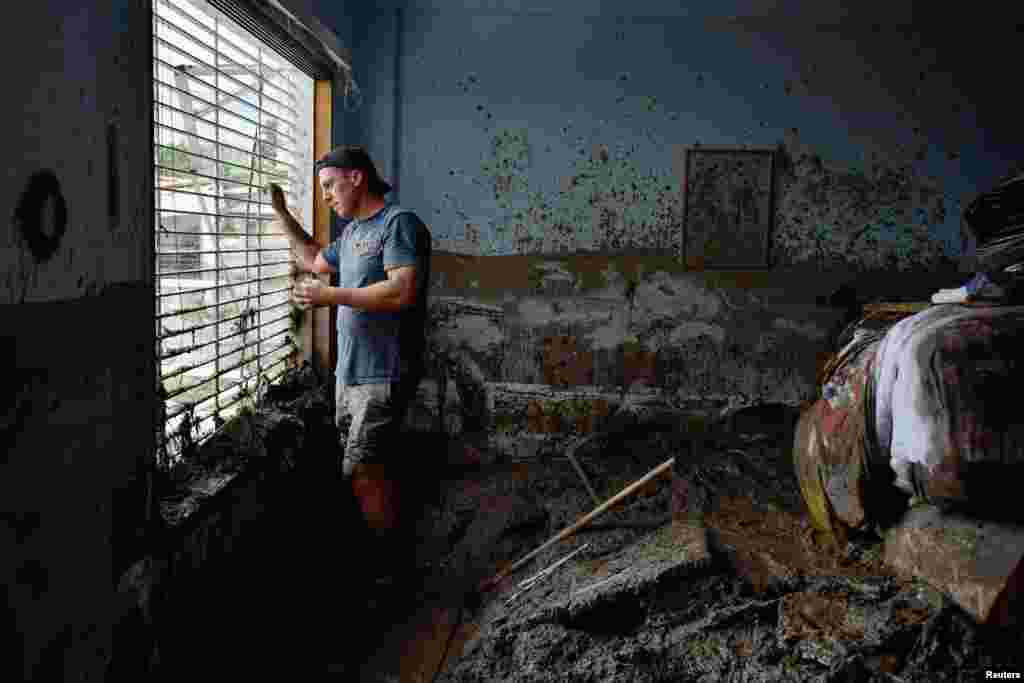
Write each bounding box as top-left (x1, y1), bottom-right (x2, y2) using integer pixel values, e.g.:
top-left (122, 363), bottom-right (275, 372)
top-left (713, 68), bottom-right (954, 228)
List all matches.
top-left (153, 0), bottom-right (320, 467)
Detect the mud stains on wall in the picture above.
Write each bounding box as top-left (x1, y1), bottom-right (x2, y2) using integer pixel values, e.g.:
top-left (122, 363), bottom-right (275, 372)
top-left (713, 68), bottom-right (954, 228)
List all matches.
top-left (5, 283), bottom-right (156, 680)
top-left (373, 4), bottom-right (1014, 269)
top-left (4, 1), bottom-right (155, 679)
top-left (462, 122), bottom-right (956, 272)
top-left (349, 2), bottom-right (1013, 452)
top-left (424, 255), bottom-right (845, 420)
top-left (473, 124), bottom-right (682, 255)
top-left (683, 148), bottom-right (775, 268)
top-left (771, 130), bottom-right (952, 272)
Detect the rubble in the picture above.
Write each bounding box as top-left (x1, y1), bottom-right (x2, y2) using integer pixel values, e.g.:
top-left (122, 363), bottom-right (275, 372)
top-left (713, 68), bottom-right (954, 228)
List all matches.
top-left (883, 504), bottom-right (1024, 626)
top-left (143, 362), bottom-right (1024, 681)
top-left (402, 413), bottom-right (1024, 683)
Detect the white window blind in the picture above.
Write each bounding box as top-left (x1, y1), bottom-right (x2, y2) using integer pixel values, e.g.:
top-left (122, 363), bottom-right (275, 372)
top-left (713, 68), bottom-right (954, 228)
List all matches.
top-left (153, 0), bottom-right (316, 466)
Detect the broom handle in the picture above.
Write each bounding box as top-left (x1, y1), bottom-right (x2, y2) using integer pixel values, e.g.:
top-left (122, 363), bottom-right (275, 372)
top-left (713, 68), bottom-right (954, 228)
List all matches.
top-left (484, 456), bottom-right (675, 588)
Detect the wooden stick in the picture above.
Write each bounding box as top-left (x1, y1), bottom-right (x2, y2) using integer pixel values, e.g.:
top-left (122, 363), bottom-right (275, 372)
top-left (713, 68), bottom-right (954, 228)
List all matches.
top-left (505, 545), bottom-right (592, 607)
top-left (516, 542), bottom-right (591, 589)
top-left (480, 457), bottom-right (675, 592)
top-left (565, 442), bottom-right (601, 505)
top-left (862, 302), bottom-right (930, 314)
top-left (573, 569), bottom-right (627, 596)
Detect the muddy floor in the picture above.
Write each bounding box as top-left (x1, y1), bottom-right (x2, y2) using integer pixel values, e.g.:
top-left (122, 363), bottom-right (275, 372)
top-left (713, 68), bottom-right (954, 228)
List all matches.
top-left (346, 416), bottom-right (1024, 683)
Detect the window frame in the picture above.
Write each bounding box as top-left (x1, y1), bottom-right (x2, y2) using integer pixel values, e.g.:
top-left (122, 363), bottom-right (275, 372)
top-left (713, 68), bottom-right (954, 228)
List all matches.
top-left (151, 0), bottom-right (335, 468)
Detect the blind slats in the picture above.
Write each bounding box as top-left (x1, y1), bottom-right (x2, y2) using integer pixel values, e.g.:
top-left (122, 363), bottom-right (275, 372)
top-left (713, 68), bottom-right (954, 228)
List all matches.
top-left (160, 319), bottom-right (292, 383)
top-left (153, 10), bottom-right (299, 107)
top-left (155, 99), bottom-right (295, 160)
top-left (162, 336), bottom-right (292, 403)
top-left (154, 38), bottom-right (299, 134)
top-left (205, 0), bottom-right (335, 81)
top-left (155, 128), bottom-right (295, 178)
top-left (154, 0), bottom-right (320, 465)
top-left (157, 259), bottom-right (291, 279)
top-left (160, 310), bottom-right (292, 362)
top-left (154, 163), bottom-right (279, 193)
top-left (154, 73), bottom-right (279, 144)
top-left (162, 356), bottom-right (290, 425)
top-left (156, 205), bottom-right (277, 222)
top-left (156, 272), bottom-right (291, 299)
top-left (156, 185), bottom-right (276, 208)
top-left (159, 247), bottom-right (290, 257)
top-left (157, 294), bottom-right (291, 332)
top-left (155, 0), bottom-right (293, 88)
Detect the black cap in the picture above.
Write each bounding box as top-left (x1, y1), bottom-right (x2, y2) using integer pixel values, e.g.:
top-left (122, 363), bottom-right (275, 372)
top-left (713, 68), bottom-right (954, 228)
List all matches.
top-left (314, 145), bottom-right (393, 195)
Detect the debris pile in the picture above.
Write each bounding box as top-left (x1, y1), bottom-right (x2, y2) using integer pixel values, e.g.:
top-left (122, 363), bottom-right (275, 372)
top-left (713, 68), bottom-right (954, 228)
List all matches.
top-left (404, 415), bottom-right (1024, 682)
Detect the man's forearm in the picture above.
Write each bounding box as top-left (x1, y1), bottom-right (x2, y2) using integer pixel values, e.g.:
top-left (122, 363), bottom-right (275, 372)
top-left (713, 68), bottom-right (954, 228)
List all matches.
top-left (327, 280), bottom-right (408, 313)
top-left (274, 210), bottom-right (320, 267)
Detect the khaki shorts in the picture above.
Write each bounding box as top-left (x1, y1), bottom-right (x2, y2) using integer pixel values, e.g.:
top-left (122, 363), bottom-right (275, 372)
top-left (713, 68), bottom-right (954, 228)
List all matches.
top-left (335, 377), bottom-right (418, 477)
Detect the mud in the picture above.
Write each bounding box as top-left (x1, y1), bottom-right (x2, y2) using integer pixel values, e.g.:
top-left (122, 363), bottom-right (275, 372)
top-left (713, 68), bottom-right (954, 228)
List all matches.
top-left (394, 417), bottom-right (1024, 683)
top-left (198, 375), bottom-right (1022, 682)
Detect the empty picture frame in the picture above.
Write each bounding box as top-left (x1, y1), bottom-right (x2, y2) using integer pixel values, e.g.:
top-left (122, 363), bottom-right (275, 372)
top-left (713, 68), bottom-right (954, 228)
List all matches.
top-left (683, 147), bottom-right (776, 268)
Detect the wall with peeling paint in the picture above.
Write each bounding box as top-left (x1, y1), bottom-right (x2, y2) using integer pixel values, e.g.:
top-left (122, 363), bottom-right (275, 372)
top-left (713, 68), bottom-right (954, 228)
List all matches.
top-left (314, 1), bottom-right (1023, 432)
top-left (346, 2), bottom-right (1023, 264)
top-left (1, 1), bottom-right (155, 679)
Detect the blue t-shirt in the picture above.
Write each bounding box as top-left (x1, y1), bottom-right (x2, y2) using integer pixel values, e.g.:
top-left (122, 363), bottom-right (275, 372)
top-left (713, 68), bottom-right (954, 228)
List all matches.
top-left (321, 204), bottom-right (432, 385)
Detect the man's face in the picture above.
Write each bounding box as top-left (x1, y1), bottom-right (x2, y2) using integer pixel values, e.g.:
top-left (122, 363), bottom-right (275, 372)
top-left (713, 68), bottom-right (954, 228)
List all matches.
top-left (318, 166), bottom-right (362, 219)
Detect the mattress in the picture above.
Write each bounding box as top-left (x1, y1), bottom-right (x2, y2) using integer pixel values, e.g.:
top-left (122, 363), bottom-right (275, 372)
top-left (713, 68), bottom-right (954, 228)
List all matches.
top-left (794, 303), bottom-right (1024, 540)
top-left (873, 303), bottom-right (1024, 503)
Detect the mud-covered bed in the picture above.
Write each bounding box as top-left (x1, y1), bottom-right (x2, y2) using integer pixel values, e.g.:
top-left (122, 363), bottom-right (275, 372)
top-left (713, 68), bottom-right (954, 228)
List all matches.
top-left (795, 302), bottom-right (1024, 546)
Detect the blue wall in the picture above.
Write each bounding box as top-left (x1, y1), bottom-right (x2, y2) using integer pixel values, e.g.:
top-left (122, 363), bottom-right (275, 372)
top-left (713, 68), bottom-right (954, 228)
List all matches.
top-left (318, 2), bottom-right (1023, 268)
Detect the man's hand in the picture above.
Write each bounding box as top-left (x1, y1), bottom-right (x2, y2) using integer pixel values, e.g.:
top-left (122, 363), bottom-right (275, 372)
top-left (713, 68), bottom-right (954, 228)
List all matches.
top-left (293, 276), bottom-right (332, 309)
top-left (267, 184), bottom-right (321, 270)
top-left (267, 182), bottom-right (288, 215)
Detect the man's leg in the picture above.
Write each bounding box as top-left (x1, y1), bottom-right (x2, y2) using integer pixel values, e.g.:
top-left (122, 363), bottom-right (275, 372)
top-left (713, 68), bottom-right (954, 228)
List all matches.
top-left (350, 462), bottom-right (399, 534)
top-left (342, 381), bottom-right (416, 584)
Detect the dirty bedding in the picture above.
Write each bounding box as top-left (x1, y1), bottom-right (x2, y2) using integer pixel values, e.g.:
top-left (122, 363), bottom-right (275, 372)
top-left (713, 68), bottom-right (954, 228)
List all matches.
top-left (800, 303), bottom-right (1024, 532)
top-left (872, 304), bottom-right (1024, 491)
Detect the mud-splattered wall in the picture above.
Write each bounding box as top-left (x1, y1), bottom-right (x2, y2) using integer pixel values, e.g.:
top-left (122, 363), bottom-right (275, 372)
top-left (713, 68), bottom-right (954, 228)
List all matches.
top-left (342, 3), bottom-right (1022, 264)
top-left (2, 1), bottom-right (155, 679)
top-left (317, 1), bottom-right (1024, 435)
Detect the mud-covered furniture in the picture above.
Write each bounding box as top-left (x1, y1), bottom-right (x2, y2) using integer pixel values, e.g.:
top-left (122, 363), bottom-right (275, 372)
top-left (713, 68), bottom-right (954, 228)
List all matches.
top-left (792, 303), bottom-right (1024, 625)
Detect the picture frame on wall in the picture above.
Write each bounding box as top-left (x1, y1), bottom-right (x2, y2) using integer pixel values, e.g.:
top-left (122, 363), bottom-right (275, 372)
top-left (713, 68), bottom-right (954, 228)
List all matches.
top-left (682, 147), bottom-right (777, 269)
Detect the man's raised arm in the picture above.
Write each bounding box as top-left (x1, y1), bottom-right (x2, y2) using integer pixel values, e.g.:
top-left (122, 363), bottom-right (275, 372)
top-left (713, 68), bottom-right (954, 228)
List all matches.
top-left (267, 183), bottom-right (330, 273)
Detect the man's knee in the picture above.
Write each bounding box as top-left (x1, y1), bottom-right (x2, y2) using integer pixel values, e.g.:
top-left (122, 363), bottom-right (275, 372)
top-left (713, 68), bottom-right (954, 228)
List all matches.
top-left (349, 463), bottom-right (399, 530)
top-left (349, 461), bottom-right (389, 481)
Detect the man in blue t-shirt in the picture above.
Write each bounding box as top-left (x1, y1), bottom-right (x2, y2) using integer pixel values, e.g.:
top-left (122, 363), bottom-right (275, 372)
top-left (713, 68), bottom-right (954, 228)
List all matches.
top-left (268, 145), bottom-right (431, 587)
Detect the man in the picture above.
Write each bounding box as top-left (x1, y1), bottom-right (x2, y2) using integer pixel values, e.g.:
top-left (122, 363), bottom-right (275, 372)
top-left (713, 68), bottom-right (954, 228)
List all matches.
top-left (268, 145), bottom-right (431, 587)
